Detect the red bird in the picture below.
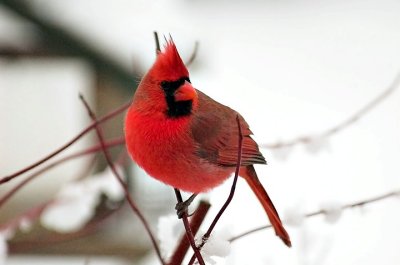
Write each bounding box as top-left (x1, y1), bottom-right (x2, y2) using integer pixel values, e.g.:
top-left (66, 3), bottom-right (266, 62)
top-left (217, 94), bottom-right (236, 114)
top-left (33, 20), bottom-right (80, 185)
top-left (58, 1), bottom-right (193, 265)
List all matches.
top-left (125, 40), bottom-right (291, 247)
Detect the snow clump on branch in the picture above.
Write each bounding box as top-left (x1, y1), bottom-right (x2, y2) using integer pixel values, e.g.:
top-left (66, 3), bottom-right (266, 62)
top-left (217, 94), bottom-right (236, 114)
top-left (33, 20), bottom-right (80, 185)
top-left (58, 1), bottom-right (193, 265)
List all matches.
top-left (40, 166), bottom-right (125, 233)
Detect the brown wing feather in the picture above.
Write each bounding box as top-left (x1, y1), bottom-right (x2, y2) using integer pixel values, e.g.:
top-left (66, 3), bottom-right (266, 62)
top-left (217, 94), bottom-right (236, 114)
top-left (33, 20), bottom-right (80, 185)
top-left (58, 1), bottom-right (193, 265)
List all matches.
top-left (191, 90), bottom-right (266, 167)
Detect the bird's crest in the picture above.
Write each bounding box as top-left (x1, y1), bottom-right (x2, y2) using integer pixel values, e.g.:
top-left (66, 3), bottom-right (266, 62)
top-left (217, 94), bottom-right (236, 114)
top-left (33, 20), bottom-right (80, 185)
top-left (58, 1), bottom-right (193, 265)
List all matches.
top-left (150, 38), bottom-right (189, 81)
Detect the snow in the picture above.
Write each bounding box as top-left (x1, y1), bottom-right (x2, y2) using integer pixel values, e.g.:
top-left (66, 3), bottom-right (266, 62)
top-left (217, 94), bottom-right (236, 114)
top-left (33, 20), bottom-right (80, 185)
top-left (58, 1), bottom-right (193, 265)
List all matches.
top-left (283, 207), bottom-right (305, 227)
top-left (156, 214), bottom-right (183, 259)
top-left (201, 229), bottom-right (231, 265)
top-left (18, 217), bottom-right (34, 233)
top-left (40, 166), bottom-right (125, 233)
top-left (304, 135), bottom-right (331, 154)
top-left (270, 145), bottom-right (293, 161)
top-left (320, 201), bottom-right (343, 224)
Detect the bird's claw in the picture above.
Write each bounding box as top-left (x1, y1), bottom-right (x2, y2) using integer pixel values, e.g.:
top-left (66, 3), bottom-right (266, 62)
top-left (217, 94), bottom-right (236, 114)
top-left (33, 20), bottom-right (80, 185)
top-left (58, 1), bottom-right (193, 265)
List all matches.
top-left (175, 193), bottom-right (197, 219)
top-left (175, 200), bottom-right (190, 218)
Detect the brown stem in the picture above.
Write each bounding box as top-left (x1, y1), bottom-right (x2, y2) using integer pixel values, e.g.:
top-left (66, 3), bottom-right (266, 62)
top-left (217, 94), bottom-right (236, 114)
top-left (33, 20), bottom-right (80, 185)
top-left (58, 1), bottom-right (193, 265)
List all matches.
top-left (8, 206), bottom-right (117, 253)
top-left (188, 114), bottom-right (244, 265)
top-left (186, 41), bottom-right (199, 67)
top-left (154, 31), bottom-right (161, 54)
top-left (0, 137), bottom-right (125, 208)
top-left (78, 95), bottom-right (165, 265)
top-left (0, 201), bottom-right (50, 231)
top-left (0, 101), bottom-right (130, 185)
top-left (174, 189), bottom-right (205, 265)
top-left (262, 72), bottom-right (400, 149)
top-left (168, 200), bottom-right (211, 265)
top-left (230, 189), bottom-right (400, 242)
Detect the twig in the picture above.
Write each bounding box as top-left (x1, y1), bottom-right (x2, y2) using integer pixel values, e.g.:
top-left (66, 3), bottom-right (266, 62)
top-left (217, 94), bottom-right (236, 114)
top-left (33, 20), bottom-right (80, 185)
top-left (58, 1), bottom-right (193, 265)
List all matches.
top-left (202, 115), bottom-right (243, 240)
top-left (154, 31), bottom-right (161, 54)
top-left (0, 137), bottom-right (125, 208)
top-left (230, 189), bottom-right (400, 242)
top-left (168, 200), bottom-right (210, 265)
top-left (262, 72), bottom-right (400, 149)
top-left (153, 31), bottom-right (198, 68)
top-left (8, 204), bottom-right (118, 253)
top-left (185, 41), bottom-right (199, 67)
top-left (0, 102), bottom-right (130, 185)
top-left (188, 114), bottom-right (244, 265)
top-left (0, 201), bottom-right (50, 232)
top-left (78, 95), bottom-right (165, 265)
top-left (174, 189), bottom-right (205, 265)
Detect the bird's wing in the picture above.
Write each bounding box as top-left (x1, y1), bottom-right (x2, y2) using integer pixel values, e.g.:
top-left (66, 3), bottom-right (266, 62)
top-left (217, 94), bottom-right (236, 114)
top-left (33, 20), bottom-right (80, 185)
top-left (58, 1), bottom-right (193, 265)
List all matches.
top-left (190, 90), bottom-right (266, 167)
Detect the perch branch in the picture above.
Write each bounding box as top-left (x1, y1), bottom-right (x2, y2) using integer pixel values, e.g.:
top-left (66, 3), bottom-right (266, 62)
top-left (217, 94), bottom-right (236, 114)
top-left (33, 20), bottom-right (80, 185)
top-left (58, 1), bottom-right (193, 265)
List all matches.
top-left (78, 95), bottom-right (165, 265)
top-left (188, 114), bottom-right (244, 265)
top-left (174, 189), bottom-right (205, 265)
top-left (168, 200), bottom-right (211, 265)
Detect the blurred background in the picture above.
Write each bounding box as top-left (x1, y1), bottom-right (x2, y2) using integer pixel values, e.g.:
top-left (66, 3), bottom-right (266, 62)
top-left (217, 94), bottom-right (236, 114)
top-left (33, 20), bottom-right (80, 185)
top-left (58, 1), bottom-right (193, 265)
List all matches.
top-left (0, 0), bottom-right (399, 264)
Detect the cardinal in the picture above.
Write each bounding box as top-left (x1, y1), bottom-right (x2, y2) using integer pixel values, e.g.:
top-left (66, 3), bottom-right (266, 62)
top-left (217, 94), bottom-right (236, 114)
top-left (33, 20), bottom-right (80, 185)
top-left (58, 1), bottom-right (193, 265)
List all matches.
top-left (124, 39), bottom-right (291, 247)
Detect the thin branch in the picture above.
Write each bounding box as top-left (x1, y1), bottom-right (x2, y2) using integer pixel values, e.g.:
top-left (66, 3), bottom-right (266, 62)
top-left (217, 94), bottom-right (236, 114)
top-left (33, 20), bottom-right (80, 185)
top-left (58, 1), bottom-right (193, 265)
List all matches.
top-left (154, 31), bottom-right (161, 54)
top-left (185, 41), bottom-right (199, 67)
top-left (188, 114), bottom-right (244, 265)
top-left (174, 189), bottom-right (205, 265)
top-left (0, 137), bottom-right (125, 208)
top-left (78, 95), bottom-right (165, 265)
top-left (202, 115), bottom-right (244, 240)
top-left (8, 204), bottom-right (118, 253)
top-left (230, 189), bottom-right (400, 242)
top-left (0, 102), bottom-right (130, 185)
top-left (0, 201), bottom-right (50, 232)
top-left (168, 200), bottom-right (211, 265)
top-left (262, 72), bottom-right (400, 149)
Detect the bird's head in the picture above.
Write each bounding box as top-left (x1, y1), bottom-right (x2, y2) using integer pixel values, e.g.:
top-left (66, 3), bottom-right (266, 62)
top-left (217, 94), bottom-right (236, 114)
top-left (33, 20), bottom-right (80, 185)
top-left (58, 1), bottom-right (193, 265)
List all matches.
top-left (134, 39), bottom-right (198, 118)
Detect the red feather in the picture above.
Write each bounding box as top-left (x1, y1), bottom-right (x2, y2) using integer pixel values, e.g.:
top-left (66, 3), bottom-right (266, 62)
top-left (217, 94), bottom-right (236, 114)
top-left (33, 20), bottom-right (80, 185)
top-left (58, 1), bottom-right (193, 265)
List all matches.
top-left (151, 40), bottom-right (189, 82)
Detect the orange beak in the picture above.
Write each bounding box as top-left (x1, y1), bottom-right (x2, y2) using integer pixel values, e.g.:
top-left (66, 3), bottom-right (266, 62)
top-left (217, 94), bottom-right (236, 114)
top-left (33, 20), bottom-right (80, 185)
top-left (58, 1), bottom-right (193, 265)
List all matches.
top-left (174, 81), bottom-right (197, 101)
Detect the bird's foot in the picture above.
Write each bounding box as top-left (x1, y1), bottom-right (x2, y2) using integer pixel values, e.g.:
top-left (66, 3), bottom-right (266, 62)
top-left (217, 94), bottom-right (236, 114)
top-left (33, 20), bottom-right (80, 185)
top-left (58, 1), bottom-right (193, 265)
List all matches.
top-left (175, 193), bottom-right (197, 219)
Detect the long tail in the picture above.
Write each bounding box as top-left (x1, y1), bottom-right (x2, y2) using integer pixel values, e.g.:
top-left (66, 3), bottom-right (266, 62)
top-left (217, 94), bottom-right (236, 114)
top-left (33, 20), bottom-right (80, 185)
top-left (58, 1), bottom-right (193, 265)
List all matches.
top-left (240, 165), bottom-right (291, 247)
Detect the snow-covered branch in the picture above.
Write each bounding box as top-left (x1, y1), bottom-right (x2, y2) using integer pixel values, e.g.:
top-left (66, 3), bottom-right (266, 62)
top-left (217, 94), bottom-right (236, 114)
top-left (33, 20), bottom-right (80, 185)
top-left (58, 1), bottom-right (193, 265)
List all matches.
top-left (263, 73), bottom-right (400, 155)
top-left (230, 189), bottom-right (400, 242)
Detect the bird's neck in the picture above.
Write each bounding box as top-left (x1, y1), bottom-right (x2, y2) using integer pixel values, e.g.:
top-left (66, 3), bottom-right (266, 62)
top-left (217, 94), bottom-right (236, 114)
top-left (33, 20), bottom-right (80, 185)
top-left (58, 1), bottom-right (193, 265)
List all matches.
top-left (128, 107), bottom-right (192, 140)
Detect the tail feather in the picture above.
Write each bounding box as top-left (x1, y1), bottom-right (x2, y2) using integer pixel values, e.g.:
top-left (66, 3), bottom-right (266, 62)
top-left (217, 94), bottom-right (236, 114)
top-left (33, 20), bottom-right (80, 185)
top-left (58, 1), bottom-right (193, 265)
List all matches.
top-left (241, 165), bottom-right (291, 247)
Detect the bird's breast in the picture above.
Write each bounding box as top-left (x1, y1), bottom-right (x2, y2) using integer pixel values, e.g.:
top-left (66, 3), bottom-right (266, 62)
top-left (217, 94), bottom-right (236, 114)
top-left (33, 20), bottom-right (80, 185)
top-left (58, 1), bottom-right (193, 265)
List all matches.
top-left (125, 109), bottom-right (233, 193)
